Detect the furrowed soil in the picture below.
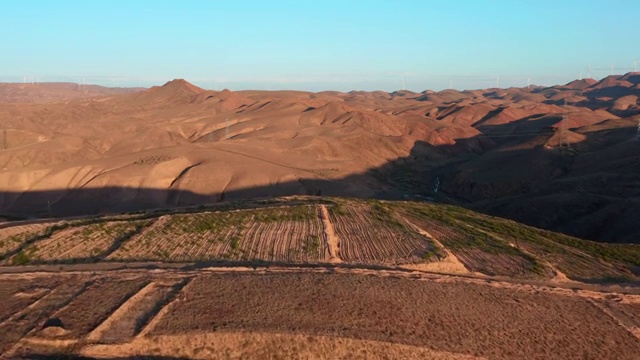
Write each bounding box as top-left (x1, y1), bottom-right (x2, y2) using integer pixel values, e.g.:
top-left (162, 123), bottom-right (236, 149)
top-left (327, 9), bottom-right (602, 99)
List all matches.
top-left (0, 278), bottom-right (61, 323)
top-left (329, 202), bottom-right (438, 264)
top-left (398, 203), bottom-right (639, 281)
top-left (13, 221), bottom-right (143, 264)
top-left (43, 277), bottom-right (149, 339)
top-left (0, 223), bottom-right (50, 257)
top-left (0, 274), bottom-right (91, 354)
top-left (86, 278), bottom-right (183, 343)
top-left (149, 272), bottom-right (640, 360)
top-left (107, 206), bottom-right (323, 263)
top-left (1, 198), bottom-right (638, 281)
top-left (2, 269), bottom-right (640, 359)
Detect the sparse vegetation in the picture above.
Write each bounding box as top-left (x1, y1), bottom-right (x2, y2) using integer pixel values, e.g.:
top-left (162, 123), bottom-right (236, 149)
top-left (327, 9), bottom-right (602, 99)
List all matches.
top-left (398, 202), bottom-right (638, 279)
top-left (103, 204), bottom-right (325, 263)
top-left (369, 201), bottom-right (413, 233)
top-left (409, 202), bottom-right (640, 268)
top-left (328, 201), bottom-right (348, 216)
top-left (328, 202), bottom-right (439, 265)
top-left (422, 246), bottom-right (445, 261)
top-left (403, 204), bottom-right (520, 255)
top-left (230, 236), bottom-right (240, 251)
top-left (303, 235), bottom-right (321, 255)
top-left (12, 250), bottom-right (31, 265)
top-left (0, 198), bottom-right (637, 281)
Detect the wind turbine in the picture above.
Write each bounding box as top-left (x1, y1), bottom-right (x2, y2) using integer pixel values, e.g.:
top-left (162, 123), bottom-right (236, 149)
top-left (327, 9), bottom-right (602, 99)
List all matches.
top-left (588, 64), bottom-right (591, 79)
top-left (634, 58), bottom-right (638, 72)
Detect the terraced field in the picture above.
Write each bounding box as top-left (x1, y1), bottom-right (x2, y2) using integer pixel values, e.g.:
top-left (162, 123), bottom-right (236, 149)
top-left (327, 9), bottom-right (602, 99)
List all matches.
top-left (87, 278), bottom-right (187, 344)
top-left (0, 275), bottom-right (90, 354)
top-left (1, 198), bottom-right (640, 359)
top-left (4, 221), bottom-right (146, 265)
top-left (0, 223), bottom-right (51, 258)
top-left (108, 206), bottom-right (324, 263)
top-left (239, 217), bottom-right (325, 262)
top-left (43, 278), bottom-right (149, 339)
top-left (0, 197), bottom-right (638, 282)
top-left (0, 278), bottom-right (60, 324)
top-left (396, 202), bottom-right (640, 281)
top-left (2, 270), bottom-right (639, 360)
top-left (329, 201), bottom-right (440, 264)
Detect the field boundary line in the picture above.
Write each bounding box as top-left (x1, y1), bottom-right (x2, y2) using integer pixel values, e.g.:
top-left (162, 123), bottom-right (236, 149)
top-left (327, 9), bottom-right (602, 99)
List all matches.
top-left (585, 298), bottom-right (640, 340)
top-left (136, 277), bottom-right (193, 338)
top-left (2, 280), bottom-right (94, 357)
top-left (400, 216), bottom-right (470, 275)
top-left (0, 289), bottom-right (54, 328)
top-left (319, 205), bottom-right (341, 263)
top-left (86, 281), bottom-right (158, 342)
top-left (98, 219), bottom-right (158, 261)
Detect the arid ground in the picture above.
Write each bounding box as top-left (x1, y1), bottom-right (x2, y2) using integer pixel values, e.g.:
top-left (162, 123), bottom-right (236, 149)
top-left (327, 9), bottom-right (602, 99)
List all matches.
top-left (1, 75), bottom-right (639, 243)
top-left (0, 198), bottom-right (639, 359)
top-left (1, 267), bottom-right (639, 360)
top-left (1, 77), bottom-right (640, 358)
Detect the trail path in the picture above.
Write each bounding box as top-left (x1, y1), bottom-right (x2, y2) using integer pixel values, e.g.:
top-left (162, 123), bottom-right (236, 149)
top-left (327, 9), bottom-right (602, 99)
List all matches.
top-left (463, 221), bottom-right (574, 283)
top-left (400, 217), bottom-right (470, 275)
top-left (319, 205), bottom-right (341, 263)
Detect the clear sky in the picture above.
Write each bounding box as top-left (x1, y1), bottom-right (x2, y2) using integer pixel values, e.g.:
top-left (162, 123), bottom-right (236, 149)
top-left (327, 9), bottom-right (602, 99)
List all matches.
top-left (1, 0), bottom-right (639, 91)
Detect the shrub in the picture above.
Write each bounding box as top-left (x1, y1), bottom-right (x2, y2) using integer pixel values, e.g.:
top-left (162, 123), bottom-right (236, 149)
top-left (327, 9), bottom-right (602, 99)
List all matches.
top-left (230, 237), bottom-right (240, 251)
top-left (12, 251), bottom-right (30, 265)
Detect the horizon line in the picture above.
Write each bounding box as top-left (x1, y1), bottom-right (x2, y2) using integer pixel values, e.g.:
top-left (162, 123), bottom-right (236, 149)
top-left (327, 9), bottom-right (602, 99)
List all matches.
top-left (1, 71), bottom-right (638, 93)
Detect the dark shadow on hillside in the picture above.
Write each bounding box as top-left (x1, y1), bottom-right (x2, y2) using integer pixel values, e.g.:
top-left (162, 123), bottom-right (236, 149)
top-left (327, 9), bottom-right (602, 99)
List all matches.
top-left (1, 120), bottom-right (639, 243)
top-left (585, 86), bottom-right (640, 99)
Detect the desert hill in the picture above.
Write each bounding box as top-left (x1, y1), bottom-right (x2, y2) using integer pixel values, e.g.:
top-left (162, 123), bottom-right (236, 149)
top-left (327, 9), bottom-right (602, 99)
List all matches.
top-left (0, 82), bottom-right (145, 103)
top-left (0, 75), bottom-right (639, 243)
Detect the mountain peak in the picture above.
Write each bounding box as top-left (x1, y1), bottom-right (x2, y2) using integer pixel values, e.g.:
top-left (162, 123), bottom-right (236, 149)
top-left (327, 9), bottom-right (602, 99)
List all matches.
top-left (564, 78), bottom-right (598, 90)
top-left (131, 79), bottom-right (205, 105)
top-left (160, 79), bottom-right (205, 94)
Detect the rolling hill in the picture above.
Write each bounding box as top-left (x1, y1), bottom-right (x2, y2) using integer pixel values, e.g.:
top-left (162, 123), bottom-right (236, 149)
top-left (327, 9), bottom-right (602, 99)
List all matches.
top-left (0, 74), bottom-right (639, 244)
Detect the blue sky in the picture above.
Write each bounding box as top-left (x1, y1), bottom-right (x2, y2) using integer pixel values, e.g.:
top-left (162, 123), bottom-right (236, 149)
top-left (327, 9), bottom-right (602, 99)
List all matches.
top-left (1, 1), bottom-right (639, 91)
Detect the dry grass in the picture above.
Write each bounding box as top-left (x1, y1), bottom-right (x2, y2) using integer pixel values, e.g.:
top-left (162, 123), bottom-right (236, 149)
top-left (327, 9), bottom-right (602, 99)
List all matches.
top-left (150, 272), bottom-right (640, 359)
top-left (2, 270), bottom-right (640, 359)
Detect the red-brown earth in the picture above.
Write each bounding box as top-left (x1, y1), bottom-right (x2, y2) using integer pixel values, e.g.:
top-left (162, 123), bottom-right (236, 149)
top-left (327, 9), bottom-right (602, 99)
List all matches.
top-left (1, 74), bottom-right (639, 243)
